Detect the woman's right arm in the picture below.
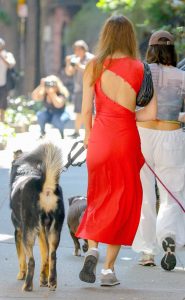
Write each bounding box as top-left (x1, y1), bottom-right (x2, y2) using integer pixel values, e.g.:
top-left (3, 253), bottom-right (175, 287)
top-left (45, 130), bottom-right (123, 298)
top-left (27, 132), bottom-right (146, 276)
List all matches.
top-left (136, 94), bottom-right (157, 122)
top-left (81, 61), bottom-right (94, 148)
top-left (31, 79), bottom-right (45, 101)
top-left (65, 56), bottom-right (76, 77)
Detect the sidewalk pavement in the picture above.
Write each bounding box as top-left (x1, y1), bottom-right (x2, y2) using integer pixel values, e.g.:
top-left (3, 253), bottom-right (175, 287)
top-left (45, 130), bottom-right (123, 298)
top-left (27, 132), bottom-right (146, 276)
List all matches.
top-left (0, 116), bottom-right (84, 169)
top-left (0, 126), bottom-right (185, 300)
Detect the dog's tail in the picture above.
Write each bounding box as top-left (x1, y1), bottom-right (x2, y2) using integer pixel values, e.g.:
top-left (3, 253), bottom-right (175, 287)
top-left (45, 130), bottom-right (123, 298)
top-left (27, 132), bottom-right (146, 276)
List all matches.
top-left (42, 143), bottom-right (63, 194)
top-left (15, 142), bottom-right (63, 193)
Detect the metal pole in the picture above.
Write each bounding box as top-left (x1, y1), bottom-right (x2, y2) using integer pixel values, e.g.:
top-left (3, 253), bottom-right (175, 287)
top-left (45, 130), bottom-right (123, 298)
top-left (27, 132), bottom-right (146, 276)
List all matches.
top-left (35, 0), bottom-right (41, 87)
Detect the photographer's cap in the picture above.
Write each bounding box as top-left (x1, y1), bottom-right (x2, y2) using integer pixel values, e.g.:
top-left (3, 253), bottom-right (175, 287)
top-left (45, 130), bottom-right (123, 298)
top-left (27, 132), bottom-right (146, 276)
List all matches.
top-left (149, 30), bottom-right (174, 46)
top-left (73, 40), bottom-right (88, 51)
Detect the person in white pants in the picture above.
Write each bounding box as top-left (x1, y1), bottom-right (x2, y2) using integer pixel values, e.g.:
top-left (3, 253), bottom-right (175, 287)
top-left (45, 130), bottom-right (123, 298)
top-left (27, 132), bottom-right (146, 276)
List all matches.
top-left (132, 30), bottom-right (185, 271)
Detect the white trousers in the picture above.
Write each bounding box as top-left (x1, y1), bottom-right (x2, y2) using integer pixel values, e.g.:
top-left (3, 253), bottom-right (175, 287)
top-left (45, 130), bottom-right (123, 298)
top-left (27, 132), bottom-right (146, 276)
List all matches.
top-left (132, 127), bottom-right (185, 255)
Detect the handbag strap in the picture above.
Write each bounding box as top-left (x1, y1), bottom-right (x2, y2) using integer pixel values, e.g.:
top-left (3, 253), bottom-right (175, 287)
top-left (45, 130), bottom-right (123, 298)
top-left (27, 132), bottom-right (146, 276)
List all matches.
top-left (136, 62), bottom-right (154, 107)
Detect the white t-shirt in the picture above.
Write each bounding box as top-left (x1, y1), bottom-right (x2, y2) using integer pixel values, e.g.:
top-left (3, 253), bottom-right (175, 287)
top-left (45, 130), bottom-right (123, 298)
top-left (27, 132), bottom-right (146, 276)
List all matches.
top-left (0, 50), bottom-right (16, 87)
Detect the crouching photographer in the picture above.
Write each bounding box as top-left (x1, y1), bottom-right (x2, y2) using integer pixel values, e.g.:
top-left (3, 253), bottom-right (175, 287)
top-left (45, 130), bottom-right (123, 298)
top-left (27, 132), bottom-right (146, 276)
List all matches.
top-left (32, 75), bottom-right (70, 138)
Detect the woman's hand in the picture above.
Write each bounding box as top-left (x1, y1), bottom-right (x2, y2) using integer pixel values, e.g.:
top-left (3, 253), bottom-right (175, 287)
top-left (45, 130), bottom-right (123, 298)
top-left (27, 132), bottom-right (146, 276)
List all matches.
top-left (83, 132), bottom-right (90, 149)
top-left (178, 112), bottom-right (185, 123)
top-left (46, 87), bottom-right (56, 95)
top-left (40, 78), bottom-right (45, 86)
top-left (65, 55), bottom-right (76, 76)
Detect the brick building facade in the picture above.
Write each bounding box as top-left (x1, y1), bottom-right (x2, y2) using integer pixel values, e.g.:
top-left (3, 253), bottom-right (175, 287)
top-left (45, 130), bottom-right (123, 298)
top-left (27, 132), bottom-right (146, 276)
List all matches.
top-left (0, 0), bottom-right (85, 94)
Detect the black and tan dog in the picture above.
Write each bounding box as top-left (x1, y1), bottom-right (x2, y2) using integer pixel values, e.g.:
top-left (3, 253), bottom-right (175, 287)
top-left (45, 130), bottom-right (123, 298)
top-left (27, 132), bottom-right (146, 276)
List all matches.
top-left (10, 143), bottom-right (65, 291)
top-left (67, 196), bottom-right (88, 256)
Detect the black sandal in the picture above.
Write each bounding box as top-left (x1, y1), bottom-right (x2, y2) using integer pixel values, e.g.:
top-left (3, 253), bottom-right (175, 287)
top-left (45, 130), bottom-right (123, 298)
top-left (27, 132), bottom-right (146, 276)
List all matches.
top-left (161, 237), bottom-right (176, 271)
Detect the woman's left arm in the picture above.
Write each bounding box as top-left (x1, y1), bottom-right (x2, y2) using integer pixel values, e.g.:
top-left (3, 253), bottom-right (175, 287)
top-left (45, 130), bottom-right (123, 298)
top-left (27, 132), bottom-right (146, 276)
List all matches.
top-left (136, 94), bottom-right (157, 122)
top-left (178, 97), bottom-right (185, 122)
top-left (81, 61), bottom-right (94, 148)
top-left (48, 90), bottom-right (65, 108)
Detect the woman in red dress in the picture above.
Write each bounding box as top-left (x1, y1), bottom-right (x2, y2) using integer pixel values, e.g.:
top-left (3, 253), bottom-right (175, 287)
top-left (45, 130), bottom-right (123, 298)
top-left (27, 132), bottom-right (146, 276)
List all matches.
top-left (76, 15), bottom-right (156, 286)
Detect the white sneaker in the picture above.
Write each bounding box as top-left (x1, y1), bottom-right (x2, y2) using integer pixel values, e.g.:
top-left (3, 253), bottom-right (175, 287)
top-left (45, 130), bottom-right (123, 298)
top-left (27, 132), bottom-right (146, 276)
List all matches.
top-left (100, 271), bottom-right (120, 286)
top-left (139, 252), bottom-right (156, 266)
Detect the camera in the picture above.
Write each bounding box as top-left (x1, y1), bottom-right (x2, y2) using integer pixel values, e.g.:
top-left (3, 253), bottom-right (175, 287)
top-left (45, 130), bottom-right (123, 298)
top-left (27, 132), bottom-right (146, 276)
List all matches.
top-left (45, 81), bottom-right (57, 88)
top-left (70, 55), bottom-right (80, 67)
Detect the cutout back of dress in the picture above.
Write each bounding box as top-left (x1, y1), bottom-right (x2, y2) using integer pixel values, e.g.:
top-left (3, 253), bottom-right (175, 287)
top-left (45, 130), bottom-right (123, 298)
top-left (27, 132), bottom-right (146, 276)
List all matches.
top-left (96, 57), bottom-right (144, 112)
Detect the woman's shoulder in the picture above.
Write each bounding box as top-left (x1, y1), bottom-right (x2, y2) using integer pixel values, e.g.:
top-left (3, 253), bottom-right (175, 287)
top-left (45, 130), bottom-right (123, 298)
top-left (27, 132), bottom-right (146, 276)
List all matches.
top-left (85, 52), bottom-right (94, 60)
top-left (109, 57), bottom-right (144, 92)
top-left (149, 63), bottom-right (185, 79)
top-left (172, 66), bottom-right (185, 79)
top-left (104, 56), bottom-right (143, 70)
top-left (121, 57), bottom-right (144, 73)
top-left (149, 63), bottom-right (185, 92)
top-left (127, 58), bottom-right (144, 76)
top-left (129, 57), bottom-right (143, 65)
top-left (106, 56), bottom-right (142, 63)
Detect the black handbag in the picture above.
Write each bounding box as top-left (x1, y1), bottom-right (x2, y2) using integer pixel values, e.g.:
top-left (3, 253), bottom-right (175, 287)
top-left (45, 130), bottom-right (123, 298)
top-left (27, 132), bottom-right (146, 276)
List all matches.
top-left (6, 68), bottom-right (19, 91)
top-left (136, 62), bottom-right (154, 107)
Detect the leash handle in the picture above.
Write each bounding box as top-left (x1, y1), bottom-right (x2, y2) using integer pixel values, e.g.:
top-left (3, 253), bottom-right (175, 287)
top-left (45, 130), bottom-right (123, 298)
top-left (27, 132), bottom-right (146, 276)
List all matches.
top-left (62, 141), bottom-right (86, 172)
top-left (146, 162), bottom-right (185, 213)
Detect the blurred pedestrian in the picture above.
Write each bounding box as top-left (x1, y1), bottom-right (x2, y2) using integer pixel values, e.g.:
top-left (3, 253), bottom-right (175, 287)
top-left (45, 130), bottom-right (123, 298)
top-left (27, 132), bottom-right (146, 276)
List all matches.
top-left (0, 38), bottom-right (16, 122)
top-left (65, 40), bottom-right (94, 138)
top-left (132, 30), bottom-right (185, 271)
top-left (32, 75), bottom-right (70, 138)
top-left (75, 15), bottom-right (156, 286)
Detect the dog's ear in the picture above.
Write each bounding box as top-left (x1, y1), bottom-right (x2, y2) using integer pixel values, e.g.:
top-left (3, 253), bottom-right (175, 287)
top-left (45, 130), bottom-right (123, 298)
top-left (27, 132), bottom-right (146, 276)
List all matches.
top-left (68, 196), bottom-right (83, 206)
top-left (13, 149), bottom-right (23, 161)
top-left (68, 197), bottom-right (75, 206)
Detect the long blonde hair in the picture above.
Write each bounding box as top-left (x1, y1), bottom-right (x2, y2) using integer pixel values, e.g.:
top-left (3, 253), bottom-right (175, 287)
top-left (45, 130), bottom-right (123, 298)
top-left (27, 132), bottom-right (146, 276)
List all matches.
top-left (89, 15), bottom-right (138, 85)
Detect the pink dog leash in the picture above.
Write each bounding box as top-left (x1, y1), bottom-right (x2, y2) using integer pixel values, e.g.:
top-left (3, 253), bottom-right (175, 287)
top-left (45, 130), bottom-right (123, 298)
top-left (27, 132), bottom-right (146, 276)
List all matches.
top-left (145, 161), bottom-right (185, 213)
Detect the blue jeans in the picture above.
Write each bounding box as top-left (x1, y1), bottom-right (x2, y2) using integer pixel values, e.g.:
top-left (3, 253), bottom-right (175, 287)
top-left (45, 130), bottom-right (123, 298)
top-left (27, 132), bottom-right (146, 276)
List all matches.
top-left (37, 109), bottom-right (70, 135)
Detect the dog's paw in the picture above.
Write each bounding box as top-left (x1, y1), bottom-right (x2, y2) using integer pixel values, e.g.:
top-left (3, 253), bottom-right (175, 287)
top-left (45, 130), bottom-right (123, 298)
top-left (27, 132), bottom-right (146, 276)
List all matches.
top-left (73, 249), bottom-right (81, 256)
top-left (48, 281), bottom-right (57, 291)
top-left (22, 282), bottom-right (33, 292)
top-left (17, 271), bottom-right (26, 280)
top-left (40, 278), bottom-right (48, 287)
top-left (49, 284), bottom-right (56, 291)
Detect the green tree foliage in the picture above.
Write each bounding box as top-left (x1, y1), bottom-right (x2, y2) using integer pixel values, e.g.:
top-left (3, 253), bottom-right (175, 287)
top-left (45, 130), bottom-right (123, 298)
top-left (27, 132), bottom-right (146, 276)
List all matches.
top-left (0, 10), bottom-right (11, 25)
top-left (97, 0), bottom-right (136, 10)
top-left (96, 0), bottom-right (185, 59)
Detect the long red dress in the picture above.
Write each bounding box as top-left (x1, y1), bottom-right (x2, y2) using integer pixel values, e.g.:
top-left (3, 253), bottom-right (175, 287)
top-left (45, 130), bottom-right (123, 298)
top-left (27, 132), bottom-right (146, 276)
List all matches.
top-left (76, 57), bottom-right (145, 245)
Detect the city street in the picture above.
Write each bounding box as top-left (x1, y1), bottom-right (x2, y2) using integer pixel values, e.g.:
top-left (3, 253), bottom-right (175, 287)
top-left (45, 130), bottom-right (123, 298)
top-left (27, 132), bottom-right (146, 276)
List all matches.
top-left (1, 0), bottom-right (185, 299)
top-left (0, 128), bottom-right (185, 300)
